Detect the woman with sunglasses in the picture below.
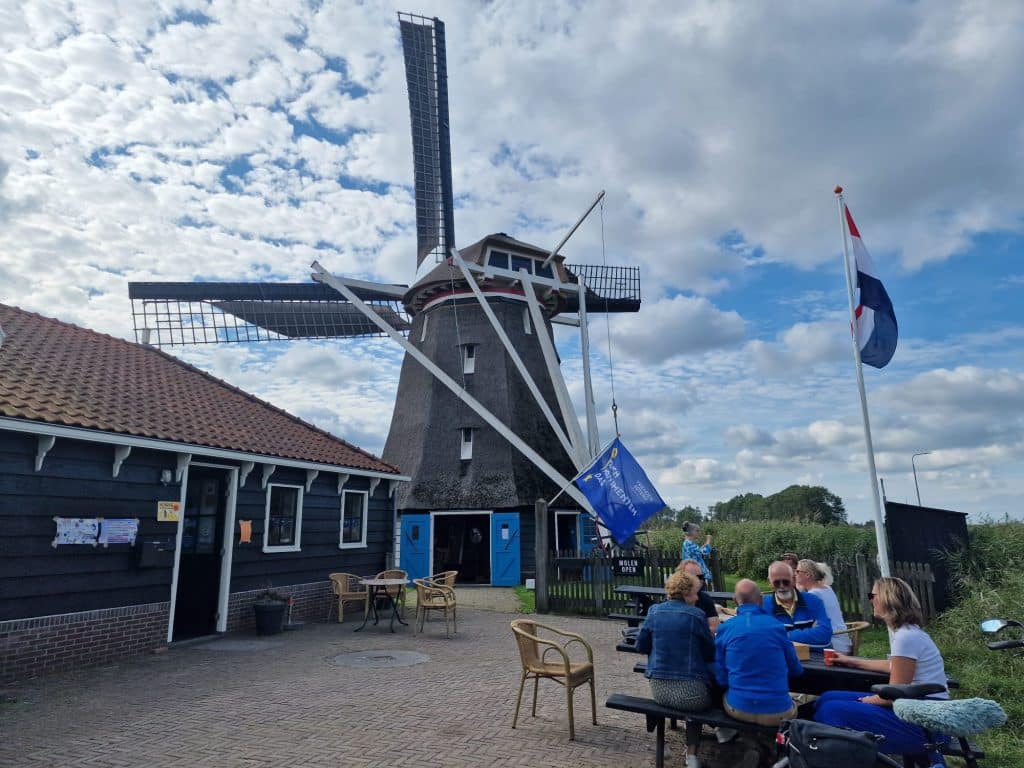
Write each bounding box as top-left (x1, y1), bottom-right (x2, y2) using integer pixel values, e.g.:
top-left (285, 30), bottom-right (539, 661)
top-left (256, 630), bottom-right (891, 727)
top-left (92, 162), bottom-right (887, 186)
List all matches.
top-left (813, 577), bottom-right (949, 761)
top-left (794, 559), bottom-right (851, 653)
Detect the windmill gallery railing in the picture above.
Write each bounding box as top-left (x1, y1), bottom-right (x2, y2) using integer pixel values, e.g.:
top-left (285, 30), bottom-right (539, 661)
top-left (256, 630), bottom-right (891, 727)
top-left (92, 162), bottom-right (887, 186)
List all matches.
top-left (544, 550), bottom-right (937, 623)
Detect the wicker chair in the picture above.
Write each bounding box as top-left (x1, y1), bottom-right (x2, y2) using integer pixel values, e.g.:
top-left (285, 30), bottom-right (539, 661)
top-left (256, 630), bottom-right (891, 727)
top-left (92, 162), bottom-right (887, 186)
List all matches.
top-left (428, 570), bottom-right (458, 588)
top-left (374, 569), bottom-right (408, 616)
top-left (327, 572), bottom-right (368, 623)
top-left (510, 619), bottom-right (596, 741)
top-left (413, 577), bottom-right (457, 637)
top-left (833, 620), bottom-right (872, 655)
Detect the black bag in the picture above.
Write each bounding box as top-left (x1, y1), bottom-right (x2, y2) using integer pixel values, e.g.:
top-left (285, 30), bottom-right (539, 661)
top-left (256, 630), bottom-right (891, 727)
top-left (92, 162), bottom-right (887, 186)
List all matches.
top-left (782, 719), bottom-right (880, 768)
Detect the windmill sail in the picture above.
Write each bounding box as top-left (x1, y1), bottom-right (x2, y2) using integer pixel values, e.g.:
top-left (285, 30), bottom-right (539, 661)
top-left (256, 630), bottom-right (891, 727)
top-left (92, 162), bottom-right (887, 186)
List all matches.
top-left (399, 13), bottom-right (456, 268)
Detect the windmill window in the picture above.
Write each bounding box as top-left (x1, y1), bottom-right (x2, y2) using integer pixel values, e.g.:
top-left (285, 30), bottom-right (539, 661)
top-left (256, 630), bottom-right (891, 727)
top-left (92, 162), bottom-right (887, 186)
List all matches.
top-left (263, 483), bottom-right (303, 552)
top-left (535, 262), bottom-right (554, 279)
top-left (460, 428), bottom-right (473, 460)
top-left (510, 255), bottom-right (533, 274)
top-left (339, 490), bottom-right (368, 548)
top-left (523, 308), bottom-right (532, 334)
top-left (488, 250), bottom-right (509, 269)
top-left (462, 343), bottom-right (476, 374)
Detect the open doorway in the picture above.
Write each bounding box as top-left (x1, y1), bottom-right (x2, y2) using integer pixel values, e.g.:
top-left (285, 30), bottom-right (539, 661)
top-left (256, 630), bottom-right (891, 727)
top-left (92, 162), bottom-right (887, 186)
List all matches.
top-left (173, 465), bottom-right (231, 640)
top-left (433, 513), bottom-right (491, 584)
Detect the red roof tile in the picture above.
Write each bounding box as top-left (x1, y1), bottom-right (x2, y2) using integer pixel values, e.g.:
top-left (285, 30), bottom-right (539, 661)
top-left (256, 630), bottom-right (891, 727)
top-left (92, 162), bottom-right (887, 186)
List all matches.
top-left (0, 304), bottom-right (400, 474)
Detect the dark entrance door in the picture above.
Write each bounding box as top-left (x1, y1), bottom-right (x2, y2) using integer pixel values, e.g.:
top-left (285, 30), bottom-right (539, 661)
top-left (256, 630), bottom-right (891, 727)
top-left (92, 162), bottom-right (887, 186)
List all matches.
top-left (173, 467), bottom-right (228, 640)
top-left (433, 514), bottom-right (491, 584)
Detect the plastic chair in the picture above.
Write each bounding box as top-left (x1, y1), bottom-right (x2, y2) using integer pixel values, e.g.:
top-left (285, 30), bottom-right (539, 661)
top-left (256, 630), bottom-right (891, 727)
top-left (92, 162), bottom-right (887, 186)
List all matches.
top-left (374, 569), bottom-right (408, 616)
top-left (510, 619), bottom-right (596, 741)
top-left (413, 577), bottom-right (457, 637)
top-left (833, 620), bottom-right (871, 655)
top-left (327, 572), bottom-right (368, 623)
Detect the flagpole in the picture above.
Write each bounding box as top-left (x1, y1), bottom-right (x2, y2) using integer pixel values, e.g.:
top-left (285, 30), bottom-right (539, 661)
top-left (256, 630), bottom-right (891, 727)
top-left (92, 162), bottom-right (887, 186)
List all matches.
top-left (835, 186), bottom-right (892, 578)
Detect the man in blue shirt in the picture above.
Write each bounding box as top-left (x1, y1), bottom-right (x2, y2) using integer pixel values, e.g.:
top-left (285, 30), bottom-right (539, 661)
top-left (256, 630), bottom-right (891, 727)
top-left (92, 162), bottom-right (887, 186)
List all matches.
top-left (762, 561), bottom-right (832, 647)
top-left (715, 579), bottom-right (803, 727)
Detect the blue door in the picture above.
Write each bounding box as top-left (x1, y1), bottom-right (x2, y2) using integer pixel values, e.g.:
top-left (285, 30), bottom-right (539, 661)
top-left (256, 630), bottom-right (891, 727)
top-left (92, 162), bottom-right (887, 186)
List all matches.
top-left (491, 513), bottom-right (521, 586)
top-left (400, 514), bottom-right (431, 581)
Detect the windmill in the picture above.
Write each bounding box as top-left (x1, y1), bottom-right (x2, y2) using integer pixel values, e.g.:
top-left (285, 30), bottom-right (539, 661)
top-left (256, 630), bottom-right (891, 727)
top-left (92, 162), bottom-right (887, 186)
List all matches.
top-left (128, 13), bottom-right (641, 586)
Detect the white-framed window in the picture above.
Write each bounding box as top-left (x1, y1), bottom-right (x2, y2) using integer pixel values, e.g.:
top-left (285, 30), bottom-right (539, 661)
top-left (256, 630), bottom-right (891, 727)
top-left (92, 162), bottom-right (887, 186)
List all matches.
top-left (462, 343), bottom-right (476, 374)
top-left (340, 490), bottom-right (368, 548)
top-left (460, 427), bottom-right (473, 460)
top-left (523, 307), bottom-right (532, 334)
top-left (263, 483), bottom-right (303, 552)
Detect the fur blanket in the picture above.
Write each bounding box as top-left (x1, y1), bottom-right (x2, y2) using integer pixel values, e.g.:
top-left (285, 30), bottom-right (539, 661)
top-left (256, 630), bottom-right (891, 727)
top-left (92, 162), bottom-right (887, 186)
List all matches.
top-left (894, 697), bottom-right (1006, 737)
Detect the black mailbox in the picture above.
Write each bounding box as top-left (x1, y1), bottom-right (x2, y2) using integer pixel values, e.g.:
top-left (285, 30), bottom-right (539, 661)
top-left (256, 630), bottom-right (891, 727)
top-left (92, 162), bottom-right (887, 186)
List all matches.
top-left (137, 535), bottom-right (176, 568)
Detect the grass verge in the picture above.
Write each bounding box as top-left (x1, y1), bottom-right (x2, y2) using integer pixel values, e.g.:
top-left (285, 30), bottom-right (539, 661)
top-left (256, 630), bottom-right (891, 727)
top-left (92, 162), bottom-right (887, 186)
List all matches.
top-left (513, 585), bottom-right (536, 613)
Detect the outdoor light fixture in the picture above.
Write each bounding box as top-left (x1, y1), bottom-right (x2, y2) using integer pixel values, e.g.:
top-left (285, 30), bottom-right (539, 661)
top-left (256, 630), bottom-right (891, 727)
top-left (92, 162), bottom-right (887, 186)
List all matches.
top-left (911, 452), bottom-right (932, 506)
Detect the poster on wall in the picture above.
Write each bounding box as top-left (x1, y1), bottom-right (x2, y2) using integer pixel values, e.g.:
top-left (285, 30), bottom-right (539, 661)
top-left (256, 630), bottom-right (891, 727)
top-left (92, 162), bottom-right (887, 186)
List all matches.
top-left (157, 501), bottom-right (181, 522)
top-left (52, 517), bottom-right (99, 547)
top-left (98, 518), bottom-right (139, 546)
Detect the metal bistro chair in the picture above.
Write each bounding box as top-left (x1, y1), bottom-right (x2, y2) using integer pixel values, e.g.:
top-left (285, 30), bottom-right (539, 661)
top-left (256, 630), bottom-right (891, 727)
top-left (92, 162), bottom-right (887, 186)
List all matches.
top-left (833, 620), bottom-right (872, 655)
top-left (510, 619), bottom-right (596, 741)
top-left (413, 577), bottom-right (457, 637)
top-left (327, 572), bottom-right (368, 623)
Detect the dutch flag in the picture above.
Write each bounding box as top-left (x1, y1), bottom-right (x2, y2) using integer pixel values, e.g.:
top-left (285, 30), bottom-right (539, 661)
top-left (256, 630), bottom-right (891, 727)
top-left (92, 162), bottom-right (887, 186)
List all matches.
top-left (846, 205), bottom-right (898, 368)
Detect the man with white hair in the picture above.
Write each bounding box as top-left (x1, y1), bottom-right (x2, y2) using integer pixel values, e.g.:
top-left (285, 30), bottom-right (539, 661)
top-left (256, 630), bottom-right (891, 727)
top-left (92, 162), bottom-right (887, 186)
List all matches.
top-left (762, 560), bottom-right (832, 647)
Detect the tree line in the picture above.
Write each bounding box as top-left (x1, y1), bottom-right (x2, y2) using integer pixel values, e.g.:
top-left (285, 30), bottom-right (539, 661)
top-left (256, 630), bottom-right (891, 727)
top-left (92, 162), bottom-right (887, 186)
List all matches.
top-left (651, 484), bottom-right (848, 527)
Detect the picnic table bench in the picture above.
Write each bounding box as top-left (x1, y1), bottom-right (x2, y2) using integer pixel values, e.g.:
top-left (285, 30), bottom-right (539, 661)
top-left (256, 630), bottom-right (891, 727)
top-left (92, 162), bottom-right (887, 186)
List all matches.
top-left (606, 693), bottom-right (776, 768)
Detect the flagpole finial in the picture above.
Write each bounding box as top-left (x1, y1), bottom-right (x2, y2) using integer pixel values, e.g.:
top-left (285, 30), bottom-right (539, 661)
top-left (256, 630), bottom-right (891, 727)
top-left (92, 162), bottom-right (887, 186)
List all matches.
top-left (834, 185), bottom-right (843, 194)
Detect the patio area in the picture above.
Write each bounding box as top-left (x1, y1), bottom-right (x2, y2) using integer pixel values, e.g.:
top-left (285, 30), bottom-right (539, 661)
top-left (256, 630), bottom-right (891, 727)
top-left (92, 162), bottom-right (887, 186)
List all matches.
top-left (0, 602), bottom-right (754, 767)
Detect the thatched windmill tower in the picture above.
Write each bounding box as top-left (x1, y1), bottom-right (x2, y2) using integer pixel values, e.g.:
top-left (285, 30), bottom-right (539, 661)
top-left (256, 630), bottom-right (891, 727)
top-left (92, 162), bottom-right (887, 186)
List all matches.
top-left (129, 13), bottom-right (641, 585)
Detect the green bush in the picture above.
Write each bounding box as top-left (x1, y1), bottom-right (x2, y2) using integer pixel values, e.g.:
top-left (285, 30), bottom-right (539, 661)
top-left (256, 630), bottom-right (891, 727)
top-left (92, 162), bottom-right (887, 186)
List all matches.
top-left (947, 522), bottom-right (1024, 587)
top-left (648, 521), bottom-right (876, 576)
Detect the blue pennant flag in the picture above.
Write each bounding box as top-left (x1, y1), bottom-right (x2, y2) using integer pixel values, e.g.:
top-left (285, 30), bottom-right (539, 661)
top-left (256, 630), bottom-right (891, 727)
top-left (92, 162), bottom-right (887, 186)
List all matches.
top-left (575, 438), bottom-right (668, 546)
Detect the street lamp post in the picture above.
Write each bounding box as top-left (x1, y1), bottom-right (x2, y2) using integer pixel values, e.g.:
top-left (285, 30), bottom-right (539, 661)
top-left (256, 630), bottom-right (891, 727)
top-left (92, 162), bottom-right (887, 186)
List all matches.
top-left (911, 452), bottom-right (932, 506)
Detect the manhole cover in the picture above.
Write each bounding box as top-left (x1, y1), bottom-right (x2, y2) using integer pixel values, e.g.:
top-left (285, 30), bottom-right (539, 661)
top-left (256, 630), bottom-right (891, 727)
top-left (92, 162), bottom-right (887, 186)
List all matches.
top-left (330, 650), bottom-right (430, 669)
top-left (192, 639), bottom-right (284, 652)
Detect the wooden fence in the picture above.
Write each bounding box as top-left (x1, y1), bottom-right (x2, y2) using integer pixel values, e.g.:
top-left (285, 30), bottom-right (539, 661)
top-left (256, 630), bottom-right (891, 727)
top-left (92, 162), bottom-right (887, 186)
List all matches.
top-left (544, 550), bottom-right (937, 623)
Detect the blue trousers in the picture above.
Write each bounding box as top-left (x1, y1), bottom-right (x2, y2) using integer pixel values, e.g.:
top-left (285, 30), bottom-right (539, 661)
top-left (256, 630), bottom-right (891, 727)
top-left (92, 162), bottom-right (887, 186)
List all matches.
top-left (814, 690), bottom-right (935, 756)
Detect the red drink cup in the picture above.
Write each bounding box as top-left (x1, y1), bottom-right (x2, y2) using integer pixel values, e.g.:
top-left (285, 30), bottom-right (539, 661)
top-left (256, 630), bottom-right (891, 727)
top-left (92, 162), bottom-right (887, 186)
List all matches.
top-left (823, 649), bottom-right (838, 666)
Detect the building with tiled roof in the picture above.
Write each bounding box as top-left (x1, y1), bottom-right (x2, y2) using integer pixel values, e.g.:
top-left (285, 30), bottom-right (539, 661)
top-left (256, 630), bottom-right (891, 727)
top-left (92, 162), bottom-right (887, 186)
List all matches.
top-left (0, 303), bottom-right (407, 684)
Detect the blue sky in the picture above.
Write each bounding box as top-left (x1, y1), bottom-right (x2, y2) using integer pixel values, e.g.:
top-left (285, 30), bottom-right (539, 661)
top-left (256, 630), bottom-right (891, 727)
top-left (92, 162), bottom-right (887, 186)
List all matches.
top-left (0, 0), bottom-right (1021, 522)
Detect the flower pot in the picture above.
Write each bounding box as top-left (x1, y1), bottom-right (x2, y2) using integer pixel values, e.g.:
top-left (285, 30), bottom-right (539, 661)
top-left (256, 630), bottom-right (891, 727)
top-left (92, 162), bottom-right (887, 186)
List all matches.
top-left (253, 601), bottom-right (287, 636)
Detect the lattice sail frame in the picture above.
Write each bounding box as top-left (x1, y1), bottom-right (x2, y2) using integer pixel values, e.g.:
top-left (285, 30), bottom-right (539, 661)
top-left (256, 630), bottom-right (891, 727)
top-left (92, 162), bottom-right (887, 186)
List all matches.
top-left (128, 283), bottom-right (411, 346)
top-left (399, 12), bottom-right (456, 268)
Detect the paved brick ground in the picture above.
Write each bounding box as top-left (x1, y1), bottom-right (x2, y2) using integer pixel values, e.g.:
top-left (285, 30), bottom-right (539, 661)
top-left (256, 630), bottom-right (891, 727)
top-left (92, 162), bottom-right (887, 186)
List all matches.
top-left (0, 605), bottom-right (758, 768)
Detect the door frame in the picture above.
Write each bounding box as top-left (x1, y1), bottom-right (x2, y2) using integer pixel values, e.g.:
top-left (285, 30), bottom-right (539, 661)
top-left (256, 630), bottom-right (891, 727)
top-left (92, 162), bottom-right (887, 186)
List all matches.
top-left (167, 461), bottom-right (238, 641)
top-left (430, 510), bottom-right (492, 584)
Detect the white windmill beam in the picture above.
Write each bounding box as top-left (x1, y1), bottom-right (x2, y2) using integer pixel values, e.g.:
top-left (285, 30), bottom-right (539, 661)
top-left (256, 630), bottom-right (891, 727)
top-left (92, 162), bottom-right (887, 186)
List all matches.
top-left (310, 261), bottom-right (599, 516)
top-left (577, 271), bottom-right (600, 458)
top-left (522, 280), bottom-right (589, 467)
top-left (541, 189), bottom-right (606, 270)
top-left (449, 248), bottom-right (581, 470)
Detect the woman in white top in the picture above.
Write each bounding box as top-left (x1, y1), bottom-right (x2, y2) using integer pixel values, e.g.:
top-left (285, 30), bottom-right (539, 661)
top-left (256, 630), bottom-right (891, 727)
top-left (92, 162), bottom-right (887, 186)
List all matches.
top-left (795, 559), bottom-right (851, 653)
top-left (813, 577), bottom-right (949, 760)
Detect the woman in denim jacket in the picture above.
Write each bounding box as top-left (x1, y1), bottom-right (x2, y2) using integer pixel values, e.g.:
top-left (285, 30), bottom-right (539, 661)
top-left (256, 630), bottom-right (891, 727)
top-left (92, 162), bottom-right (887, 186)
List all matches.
top-left (635, 570), bottom-right (715, 768)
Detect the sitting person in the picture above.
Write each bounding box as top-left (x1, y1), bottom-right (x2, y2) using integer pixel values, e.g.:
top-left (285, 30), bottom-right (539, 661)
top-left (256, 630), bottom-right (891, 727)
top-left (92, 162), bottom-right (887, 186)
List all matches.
top-left (715, 579), bottom-right (803, 727)
top-left (763, 560), bottom-right (832, 647)
top-left (780, 552), bottom-right (800, 571)
top-left (795, 559), bottom-right (851, 653)
top-left (814, 577), bottom-right (949, 762)
top-left (635, 571), bottom-right (715, 768)
top-left (677, 558), bottom-right (719, 632)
